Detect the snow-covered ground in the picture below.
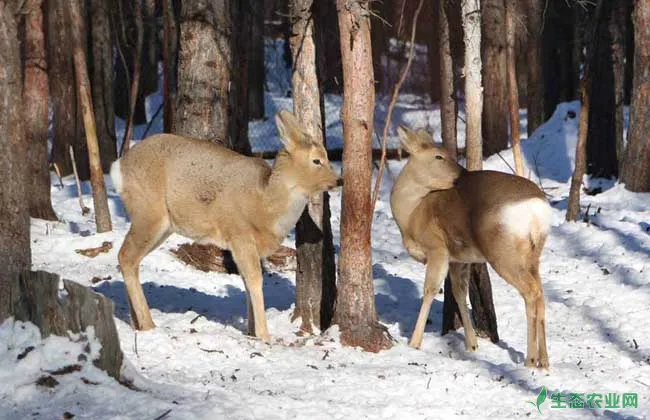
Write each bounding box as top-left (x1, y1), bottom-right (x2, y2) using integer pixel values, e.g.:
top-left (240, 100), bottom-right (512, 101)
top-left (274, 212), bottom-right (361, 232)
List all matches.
top-left (3, 42), bottom-right (650, 418)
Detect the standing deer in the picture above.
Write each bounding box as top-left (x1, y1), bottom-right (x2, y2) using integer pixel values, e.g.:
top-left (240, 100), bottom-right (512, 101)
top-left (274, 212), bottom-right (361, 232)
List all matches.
top-left (111, 110), bottom-right (341, 343)
top-left (390, 126), bottom-right (552, 368)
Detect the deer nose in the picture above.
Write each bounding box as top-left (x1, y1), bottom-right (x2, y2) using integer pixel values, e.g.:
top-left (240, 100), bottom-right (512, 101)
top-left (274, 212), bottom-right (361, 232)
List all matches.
top-left (336, 177), bottom-right (344, 187)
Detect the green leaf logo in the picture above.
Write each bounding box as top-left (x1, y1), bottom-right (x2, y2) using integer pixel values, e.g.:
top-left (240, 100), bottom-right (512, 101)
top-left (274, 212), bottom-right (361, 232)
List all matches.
top-left (527, 386), bottom-right (547, 414)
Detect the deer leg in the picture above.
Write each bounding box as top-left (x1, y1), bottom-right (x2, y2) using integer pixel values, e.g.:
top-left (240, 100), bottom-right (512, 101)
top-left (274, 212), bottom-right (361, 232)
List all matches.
top-left (231, 244), bottom-right (270, 343)
top-left (410, 249), bottom-right (449, 349)
top-left (532, 267), bottom-right (549, 368)
top-left (246, 292), bottom-right (255, 336)
top-left (118, 219), bottom-right (171, 331)
top-left (449, 263), bottom-right (478, 352)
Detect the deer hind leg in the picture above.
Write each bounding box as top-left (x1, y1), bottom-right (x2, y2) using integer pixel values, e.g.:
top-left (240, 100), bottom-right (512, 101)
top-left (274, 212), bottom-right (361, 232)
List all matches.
top-left (532, 266), bottom-right (549, 368)
top-left (230, 243), bottom-right (270, 343)
top-left (449, 263), bottom-right (478, 352)
top-left (118, 214), bottom-right (171, 331)
top-left (410, 249), bottom-right (449, 349)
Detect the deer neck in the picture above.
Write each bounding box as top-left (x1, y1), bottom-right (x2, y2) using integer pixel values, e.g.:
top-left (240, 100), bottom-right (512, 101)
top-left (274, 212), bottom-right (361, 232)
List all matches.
top-left (264, 153), bottom-right (309, 238)
top-left (390, 166), bottom-right (435, 232)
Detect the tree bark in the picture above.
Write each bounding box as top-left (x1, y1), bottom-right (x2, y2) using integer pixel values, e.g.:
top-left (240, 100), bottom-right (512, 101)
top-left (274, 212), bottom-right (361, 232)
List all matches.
top-left (141, 0), bottom-right (158, 96)
top-left (334, 0), bottom-right (392, 352)
top-left (505, 0), bottom-right (524, 176)
top-left (462, 0), bottom-right (482, 170)
top-left (525, 0), bottom-right (544, 136)
top-left (621, 0), bottom-right (650, 192)
top-left (230, 1), bottom-right (252, 155)
top-left (23, 0), bottom-right (57, 220)
top-left (48, 0), bottom-right (83, 177)
top-left (248, 0), bottom-right (265, 120)
top-left (481, 0), bottom-right (508, 156)
top-left (89, 0), bottom-right (118, 171)
top-left (173, 0), bottom-right (231, 144)
top-left (0, 0), bottom-right (31, 322)
top-left (439, 0), bottom-right (457, 159)
top-left (66, 0), bottom-right (113, 232)
top-left (8, 271), bottom-right (124, 381)
top-left (586, 1), bottom-right (619, 179)
top-left (612, 0), bottom-right (630, 176)
top-left (289, 0), bottom-right (337, 334)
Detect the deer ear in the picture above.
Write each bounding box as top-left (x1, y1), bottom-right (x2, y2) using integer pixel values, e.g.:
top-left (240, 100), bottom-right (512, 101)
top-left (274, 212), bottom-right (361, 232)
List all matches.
top-left (397, 125), bottom-right (426, 154)
top-left (276, 110), bottom-right (309, 151)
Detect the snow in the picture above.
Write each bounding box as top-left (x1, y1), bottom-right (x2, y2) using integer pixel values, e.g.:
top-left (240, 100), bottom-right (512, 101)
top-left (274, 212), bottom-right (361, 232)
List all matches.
top-left (3, 48), bottom-right (650, 419)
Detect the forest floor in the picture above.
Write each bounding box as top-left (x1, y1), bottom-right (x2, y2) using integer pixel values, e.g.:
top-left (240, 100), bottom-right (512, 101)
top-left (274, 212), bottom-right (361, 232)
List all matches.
top-left (1, 95), bottom-right (648, 419)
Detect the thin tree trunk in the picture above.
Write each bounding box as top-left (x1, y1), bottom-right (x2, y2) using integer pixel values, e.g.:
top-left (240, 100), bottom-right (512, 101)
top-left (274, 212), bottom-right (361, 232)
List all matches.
top-left (318, 0), bottom-right (343, 94)
top-left (439, 0), bottom-right (457, 159)
top-left (567, 1), bottom-right (604, 221)
top-left (525, 0), bottom-right (544, 136)
top-left (370, 0), bottom-right (389, 95)
top-left (334, 0), bottom-right (392, 352)
top-left (289, 0), bottom-right (336, 334)
top-left (173, 0), bottom-right (231, 144)
top-left (66, 0), bottom-right (113, 232)
top-left (621, 0), bottom-right (650, 192)
top-left (248, 0), bottom-right (265, 120)
top-left (230, 1), bottom-right (252, 155)
top-left (443, 0), bottom-right (499, 344)
top-left (0, 0), bottom-right (31, 321)
top-left (161, 0), bottom-right (176, 133)
top-left (612, 0), bottom-right (629, 175)
top-left (121, 0), bottom-right (143, 156)
top-left (506, 0), bottom-right (524, 176)
top-left (90, 0), bottom-right (118, 171)
top-left (463, 0), bottom-right (483, 170)
top-left (141, 0), bottom-right (158, 96)
top-left (24, 0), bottom-right (57, 220)
top-left (481, 0), bottom-right (508, 156)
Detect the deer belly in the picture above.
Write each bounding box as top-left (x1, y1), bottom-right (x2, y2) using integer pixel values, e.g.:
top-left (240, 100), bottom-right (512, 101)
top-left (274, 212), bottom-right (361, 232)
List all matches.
top-left (448, 237), bottom-right (486, 263)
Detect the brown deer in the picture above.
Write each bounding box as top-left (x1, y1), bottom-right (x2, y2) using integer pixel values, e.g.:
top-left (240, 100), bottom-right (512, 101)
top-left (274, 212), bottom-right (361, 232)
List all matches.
top-left (110, 110), bottom-right (341, 343)
top-left (390, 126), bottom-right (552, 368)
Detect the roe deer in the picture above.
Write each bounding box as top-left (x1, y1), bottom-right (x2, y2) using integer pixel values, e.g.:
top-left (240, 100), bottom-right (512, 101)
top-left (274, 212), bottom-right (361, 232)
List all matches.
top-left (111, 110), bottom-right (341, 343)
top-left (390, 126), bottom-right (552, 368)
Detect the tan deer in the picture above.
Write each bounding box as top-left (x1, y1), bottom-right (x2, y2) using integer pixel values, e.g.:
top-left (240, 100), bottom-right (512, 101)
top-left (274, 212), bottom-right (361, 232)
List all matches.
top-left (110, 110), bottom-right (341, 343)
top-left (390, 126), bottom-right (552, 368)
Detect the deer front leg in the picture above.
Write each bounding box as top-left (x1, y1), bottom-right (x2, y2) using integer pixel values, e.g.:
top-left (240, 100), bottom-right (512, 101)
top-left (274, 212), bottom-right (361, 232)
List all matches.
top-left (410, 249), bottom-right (449, 349)
top-left (231, 244), bottom-right (270, 343)
top-left (449, 263), bottom-right (478, 352)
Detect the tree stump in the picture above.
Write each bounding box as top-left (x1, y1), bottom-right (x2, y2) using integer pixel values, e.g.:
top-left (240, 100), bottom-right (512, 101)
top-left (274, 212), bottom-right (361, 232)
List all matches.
top-left (8, 270), bottom-right (123, 380)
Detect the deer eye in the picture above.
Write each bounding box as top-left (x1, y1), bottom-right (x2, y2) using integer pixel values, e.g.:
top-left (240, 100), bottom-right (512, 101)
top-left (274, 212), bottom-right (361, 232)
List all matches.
top-left (312, 159), bottom-right (321, 165)
top-left (435, 155), bottom-right (444, 160)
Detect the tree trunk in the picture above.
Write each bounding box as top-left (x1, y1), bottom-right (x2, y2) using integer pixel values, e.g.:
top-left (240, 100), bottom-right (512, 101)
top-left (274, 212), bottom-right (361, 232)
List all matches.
top-left (334, 0), bottom-right (392, 352)
top-left (230, 1), bottom-right (252, 155)
top-left (612, 0), bottom-right (630, 175)
top-left (586, 1), bottom-right (619, 179)
top-left (248, 0), bottom-right (265, 120)
top-left (141, 0), bottom-right (158, 96)
top-left (289, 0), bottom-right (337, 334)
top-left (481, 0), bottom-right (508, 156)
top-left (505, 0), bottom-right (524, 176)
top-left (89, 0), bottom-right (118, 171)
top-left (48, 0), bottom-right (83, 177)
top-left (121, 0), bottom-right (144, 155)
top-left (370, 0), bottom-right (389, 95)
top-left (173, 0), bottom-right (231, 144)
top-left (439, 0), bottom-right (457, 160)
top-left (66, 0), bottom-right (113, 232)
top-left (8, 271), bottom-right (124, 381)
top-left (525, 0), bottom-right (544, 136)
top-left (621, 0), bottom-right (650, 192)
top-left (24, 0), bottom-right (57, 220)
top-left (317, 0), bottom-right (343, 94)
top-left (462, 0), bottom-right (483, 170)
top-left (161, 0), bottom-right (177, 133)
top-left (0, 0), bottom-right (31, 322)
top-left (443, 0), bottom-right (499, 344)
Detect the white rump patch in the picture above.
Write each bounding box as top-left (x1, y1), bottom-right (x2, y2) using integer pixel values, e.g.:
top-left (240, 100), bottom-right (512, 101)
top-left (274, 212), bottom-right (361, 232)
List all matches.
top-left (110, 159), bottom-right (123, 193)
top-left (499, 198), bottom-right (552, 238)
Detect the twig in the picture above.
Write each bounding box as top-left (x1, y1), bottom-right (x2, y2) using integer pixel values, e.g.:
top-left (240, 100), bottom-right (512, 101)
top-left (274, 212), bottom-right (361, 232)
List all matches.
top-left (51, 162), bottom-right (64, 189)
top-left (69, 146), bottom-right (89, 216)
top-left (142, 102), bottom-right (164, 139)
top-left (370, 0), bottom-right (425, 213)
top-left (153, 409), bottom-right (172, 420)
top-left (134, 332), bottom-right (139, 357)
